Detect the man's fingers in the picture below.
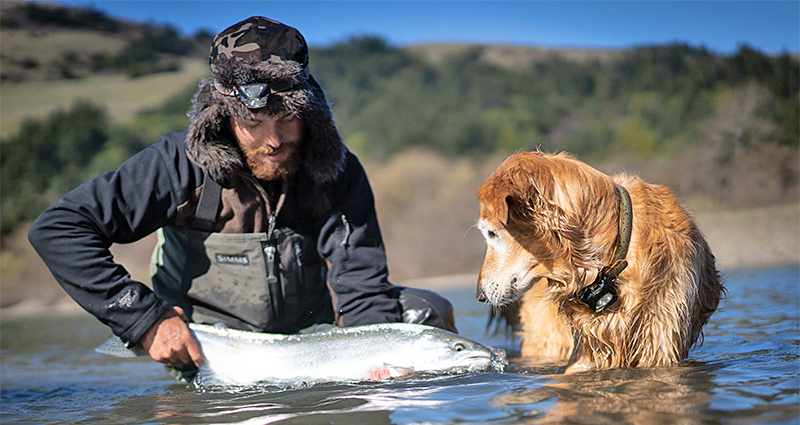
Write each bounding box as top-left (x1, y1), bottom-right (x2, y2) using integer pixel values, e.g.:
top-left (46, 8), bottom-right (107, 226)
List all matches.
top-left (139, 306), bottom-right (205, 368)
top-left (175, 347), bottom-right (193, 365)
top-left (187, 337), bottom-right (205, 367)
top-left (166, 306), bottom-right (202, 366)
top-left (141, 309), bottom-right (194, 364)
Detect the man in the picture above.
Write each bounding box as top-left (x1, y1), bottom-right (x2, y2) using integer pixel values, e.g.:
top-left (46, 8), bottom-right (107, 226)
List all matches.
top-left (28, 16), bottom-right (455, 380)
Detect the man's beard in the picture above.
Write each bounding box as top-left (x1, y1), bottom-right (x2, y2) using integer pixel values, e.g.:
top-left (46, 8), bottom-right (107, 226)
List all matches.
top-left (243, 143), bottom-right (301, 181)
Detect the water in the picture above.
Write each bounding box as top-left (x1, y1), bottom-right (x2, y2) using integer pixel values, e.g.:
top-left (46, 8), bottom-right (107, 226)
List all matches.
top-left (2, 266), bottom-right (798, 424)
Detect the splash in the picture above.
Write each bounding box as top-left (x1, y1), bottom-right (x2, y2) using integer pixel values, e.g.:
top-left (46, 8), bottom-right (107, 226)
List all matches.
top-left (489, 347), bottom-right (508, 372)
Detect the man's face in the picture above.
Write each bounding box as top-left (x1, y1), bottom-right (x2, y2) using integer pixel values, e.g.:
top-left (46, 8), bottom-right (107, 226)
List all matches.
top-left (229, 111), bottom-right (303, 180)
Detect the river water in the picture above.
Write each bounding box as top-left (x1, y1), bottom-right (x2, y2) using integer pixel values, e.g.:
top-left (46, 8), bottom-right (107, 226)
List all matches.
top-left (2, 266), bottom-right (798, 424)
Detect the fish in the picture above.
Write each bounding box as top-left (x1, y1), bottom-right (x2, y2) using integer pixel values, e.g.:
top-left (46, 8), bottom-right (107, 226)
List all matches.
top-left (96, 322), bottom-right (502, 385)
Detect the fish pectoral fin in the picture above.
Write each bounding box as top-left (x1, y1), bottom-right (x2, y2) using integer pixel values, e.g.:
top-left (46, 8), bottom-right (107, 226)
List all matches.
top-left (383, 363), bottom-right (415, 376)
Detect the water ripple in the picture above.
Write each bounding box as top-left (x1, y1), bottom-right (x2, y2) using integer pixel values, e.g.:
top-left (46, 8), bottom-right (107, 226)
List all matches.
top-left (1, 265), bottom-right (798, 424)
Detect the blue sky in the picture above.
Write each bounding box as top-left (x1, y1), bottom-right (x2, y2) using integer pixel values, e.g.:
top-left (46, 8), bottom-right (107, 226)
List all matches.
top-left (53, 1), bottom-right (799, 54)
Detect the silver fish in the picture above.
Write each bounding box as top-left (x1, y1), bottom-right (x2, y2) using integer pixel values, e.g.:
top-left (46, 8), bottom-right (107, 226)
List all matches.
top-left (96, 322), bottom-right (500, 385)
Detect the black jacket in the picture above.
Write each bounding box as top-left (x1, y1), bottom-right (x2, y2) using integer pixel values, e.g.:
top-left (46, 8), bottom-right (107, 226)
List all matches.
top-left (28, 129), bottom-right (402, 346)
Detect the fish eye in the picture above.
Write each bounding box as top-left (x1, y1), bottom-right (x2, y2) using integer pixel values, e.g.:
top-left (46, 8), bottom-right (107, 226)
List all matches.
top-left (454, 342), bottom-right (466, 352)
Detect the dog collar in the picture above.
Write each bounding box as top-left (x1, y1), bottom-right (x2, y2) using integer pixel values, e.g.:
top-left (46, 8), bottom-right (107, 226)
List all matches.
top-left (577, 184), bottom-right (632, 313)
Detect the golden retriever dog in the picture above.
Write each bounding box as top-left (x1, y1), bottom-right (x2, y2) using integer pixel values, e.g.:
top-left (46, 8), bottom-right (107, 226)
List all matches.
top-left (476, 151), bottom-right (723, 374)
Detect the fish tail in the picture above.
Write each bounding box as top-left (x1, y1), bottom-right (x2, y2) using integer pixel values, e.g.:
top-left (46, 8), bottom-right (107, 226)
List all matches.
top-left (95, 334), bottom-right (148, 358)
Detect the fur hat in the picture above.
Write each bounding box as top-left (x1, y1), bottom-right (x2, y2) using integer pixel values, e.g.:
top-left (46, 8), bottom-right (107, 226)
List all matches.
top-left (186, 16), bottom-right (345, 184)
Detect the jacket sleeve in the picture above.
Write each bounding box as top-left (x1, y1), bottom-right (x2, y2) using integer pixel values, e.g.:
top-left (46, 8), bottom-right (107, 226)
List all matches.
top-left (27, 132), bottom-right (199, 345)
top-left (316, 152), bottom-right (403, 326)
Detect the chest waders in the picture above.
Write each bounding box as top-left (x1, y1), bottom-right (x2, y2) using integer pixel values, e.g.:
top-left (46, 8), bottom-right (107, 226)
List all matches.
top-left (150, 173), bottom-right (334, 334)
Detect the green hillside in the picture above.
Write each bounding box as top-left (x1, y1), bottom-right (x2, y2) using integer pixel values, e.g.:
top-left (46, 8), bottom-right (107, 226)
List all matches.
top-left (0, 1), bottom-right (798, 296)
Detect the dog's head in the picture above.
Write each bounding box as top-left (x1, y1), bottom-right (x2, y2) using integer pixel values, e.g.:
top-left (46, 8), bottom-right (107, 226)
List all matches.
top-left (476, 151), bottom-right (618, 306)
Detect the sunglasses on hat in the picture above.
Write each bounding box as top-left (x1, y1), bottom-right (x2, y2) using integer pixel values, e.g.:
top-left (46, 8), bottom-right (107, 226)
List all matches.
top-left (213, 68), bottom-right (309, 109)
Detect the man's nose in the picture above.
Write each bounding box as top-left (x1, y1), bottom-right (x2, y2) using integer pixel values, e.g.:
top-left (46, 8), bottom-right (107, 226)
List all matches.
top-left (262, 126), bottom-right (284, 148)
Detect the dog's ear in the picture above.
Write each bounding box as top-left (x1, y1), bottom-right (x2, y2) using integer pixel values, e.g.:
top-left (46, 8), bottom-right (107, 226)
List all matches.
top-left (507, 170), bottom-right (557, 225)
top-left (480, 152), bottom-right (558, 226)
top-left (504, 154), bottom-right (577, 250)
top-left (478, 178), bottom-right (511, 225)
top-left (510, 153), bottom-right (557, 201)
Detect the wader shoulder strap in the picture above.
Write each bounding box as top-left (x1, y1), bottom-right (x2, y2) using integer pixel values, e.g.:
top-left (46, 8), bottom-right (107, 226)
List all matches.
top-left (192, 171), bottom-right (222, 232)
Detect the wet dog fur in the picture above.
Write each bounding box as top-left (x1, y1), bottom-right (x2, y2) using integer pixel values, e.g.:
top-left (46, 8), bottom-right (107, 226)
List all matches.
top-left (476, 151), bottom-right (724, 374)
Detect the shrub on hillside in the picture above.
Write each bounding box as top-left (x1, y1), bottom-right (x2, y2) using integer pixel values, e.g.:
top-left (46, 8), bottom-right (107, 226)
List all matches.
top-left (0, 101), bottom-right (147, 235)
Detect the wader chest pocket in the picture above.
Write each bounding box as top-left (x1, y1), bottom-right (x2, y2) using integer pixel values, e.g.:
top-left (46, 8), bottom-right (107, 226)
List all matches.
top-left (155, 227), bottom-right (331, 334)
top-left (257, 228), bottom-right (329, 332)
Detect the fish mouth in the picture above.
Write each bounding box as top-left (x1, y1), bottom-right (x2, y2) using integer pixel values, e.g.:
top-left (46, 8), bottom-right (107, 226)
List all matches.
top-left (465, 347), bottom-right (507, 372)
top-left (454, 352), bottom-right (495, 371)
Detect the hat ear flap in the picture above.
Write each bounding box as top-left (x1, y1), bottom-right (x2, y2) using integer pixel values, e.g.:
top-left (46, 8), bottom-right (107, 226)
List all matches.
top-left (187, 80), bottom-right (243, 182)
top-left (297, 76), bottom-right (346, 184)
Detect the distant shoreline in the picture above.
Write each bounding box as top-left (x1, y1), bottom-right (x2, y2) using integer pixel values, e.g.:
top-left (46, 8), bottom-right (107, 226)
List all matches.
top-left (3, 203), bottom-right (797, 319)
top-left (691, 203), bottom-right (799, 272)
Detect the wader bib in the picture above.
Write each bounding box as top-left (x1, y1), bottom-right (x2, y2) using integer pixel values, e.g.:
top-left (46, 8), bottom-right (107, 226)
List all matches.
top-left (151, 171), bottom-right (456, 339)
top-left (150, 171), bottom-right (458, 382)
top-left (150, 174), bottom-right (334, 334)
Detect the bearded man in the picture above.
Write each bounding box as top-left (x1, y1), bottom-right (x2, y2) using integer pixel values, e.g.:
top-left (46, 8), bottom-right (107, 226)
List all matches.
top-left (28, 16), bottom-right (456, 381)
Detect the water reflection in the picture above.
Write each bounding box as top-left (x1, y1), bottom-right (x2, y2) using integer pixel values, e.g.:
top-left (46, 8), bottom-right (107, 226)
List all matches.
top-left (1, 266), bottom-right (797, 424)
top-left (493, 364), bottom-right (719, 424)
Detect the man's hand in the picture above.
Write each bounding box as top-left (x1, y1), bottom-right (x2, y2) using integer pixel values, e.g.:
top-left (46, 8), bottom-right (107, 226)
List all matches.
top-left (139, 306), bottom-right (205, 370)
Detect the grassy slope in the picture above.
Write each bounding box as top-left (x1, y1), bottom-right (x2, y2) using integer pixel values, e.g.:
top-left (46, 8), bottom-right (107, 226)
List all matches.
top-left (1, 57), bottom-right (208, 136)
top-left (2, 39), bottom-right (618, 136)
top-left (0, 29), bottom-right (796, 314)
top-left (1, 28), bottom-right (127, 63)
top-left (404, 43), bottom-right (623, 70)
